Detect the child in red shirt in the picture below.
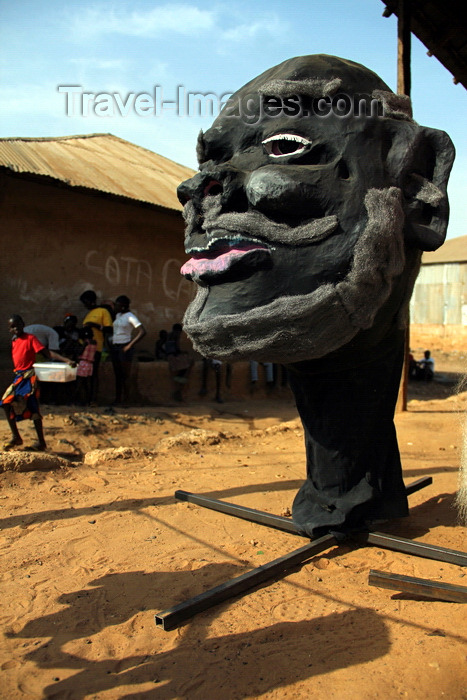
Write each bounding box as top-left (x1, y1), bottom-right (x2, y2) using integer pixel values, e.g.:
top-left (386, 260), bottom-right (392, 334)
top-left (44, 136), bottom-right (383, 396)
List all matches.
top-left (1, 315), bottom-right (74, 451)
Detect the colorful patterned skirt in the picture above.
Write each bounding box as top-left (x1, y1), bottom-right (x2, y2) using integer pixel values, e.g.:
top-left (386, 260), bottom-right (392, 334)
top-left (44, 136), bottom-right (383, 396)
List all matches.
top-left (0, 369), bottom-right (41, 422)
top-left (77, 359), bottom-right (93, 377)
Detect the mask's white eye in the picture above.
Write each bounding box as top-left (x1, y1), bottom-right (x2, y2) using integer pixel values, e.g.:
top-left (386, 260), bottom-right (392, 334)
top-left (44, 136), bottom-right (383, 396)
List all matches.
top-left (262, 133), bottom-right (312, 158)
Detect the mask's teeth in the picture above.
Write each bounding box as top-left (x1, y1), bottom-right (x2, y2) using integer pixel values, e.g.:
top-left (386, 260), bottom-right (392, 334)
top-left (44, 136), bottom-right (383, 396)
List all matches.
top-left (187, 235), bottom-right (270, 256)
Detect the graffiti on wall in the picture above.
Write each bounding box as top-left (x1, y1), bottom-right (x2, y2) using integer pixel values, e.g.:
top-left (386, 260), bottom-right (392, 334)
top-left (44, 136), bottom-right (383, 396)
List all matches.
top-left (85, 251), bottom-right (152, 290)
top-left (84, 250), bottom-right (192, 303)
top-left (0, 250), bottom-right (195, 352)
top-left (84, 250), bottom-right (195, 325)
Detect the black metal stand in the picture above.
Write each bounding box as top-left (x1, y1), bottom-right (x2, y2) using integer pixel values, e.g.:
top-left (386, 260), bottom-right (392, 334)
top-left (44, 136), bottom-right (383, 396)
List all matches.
top-left (369, 569), bottom-right (467, 604)
top-left (155, 476), bottom-right (467, 630)
top-left (155, 534), bottom-right (337, 631)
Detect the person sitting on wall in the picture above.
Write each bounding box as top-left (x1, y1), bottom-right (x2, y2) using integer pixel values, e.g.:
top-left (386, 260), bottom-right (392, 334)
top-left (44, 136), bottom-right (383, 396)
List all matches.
top-left (250, 360), bottom-right (275, 392)
top-left (155, 329), bottom-right (169, 360)
top-left (1, 315), bottom-right (75, 451)
top-left (199, 357), bottom-right (223, 403)
top-left (79, 290), bottom-right (113, 406)
top-left (408, 350), bottom-right (418, 380)
top-left (109, 295), bottom-right (146, 405)
top-left (165, 323), bottom-right (193, 402)
top-left (416, 350), bottom-right (435, 382)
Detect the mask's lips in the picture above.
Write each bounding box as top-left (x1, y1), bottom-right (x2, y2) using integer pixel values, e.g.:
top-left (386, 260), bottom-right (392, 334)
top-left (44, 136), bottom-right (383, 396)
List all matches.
top-left (181, 235), bottom-right (273, 284)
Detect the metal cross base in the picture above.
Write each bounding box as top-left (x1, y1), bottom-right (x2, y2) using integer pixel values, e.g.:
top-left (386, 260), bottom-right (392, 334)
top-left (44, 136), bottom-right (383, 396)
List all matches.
top-left (155, 477), bottom-right (467, 631)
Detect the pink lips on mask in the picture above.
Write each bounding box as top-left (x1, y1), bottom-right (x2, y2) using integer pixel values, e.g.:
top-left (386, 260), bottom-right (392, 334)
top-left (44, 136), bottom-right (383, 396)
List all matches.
top-left (181, 242), bottom-right (270, 280)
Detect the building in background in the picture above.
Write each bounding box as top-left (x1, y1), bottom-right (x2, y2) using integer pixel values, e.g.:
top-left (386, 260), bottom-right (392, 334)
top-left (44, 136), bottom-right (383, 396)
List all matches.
top-left (0, 134), bottom-right (195, 368)
top-left (410, 234), bottom-right (467, 351)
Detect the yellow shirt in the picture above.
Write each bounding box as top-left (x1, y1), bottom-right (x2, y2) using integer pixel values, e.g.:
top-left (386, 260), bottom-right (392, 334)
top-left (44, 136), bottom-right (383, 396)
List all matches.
top-left (83, 307), bottom-right (113, 352)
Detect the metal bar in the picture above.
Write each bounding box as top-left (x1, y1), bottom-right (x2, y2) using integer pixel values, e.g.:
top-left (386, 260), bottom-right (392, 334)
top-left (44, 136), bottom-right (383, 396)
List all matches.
top-left (404, 476), bottom-right (432, 495)
top-left (159, 477), bottom-right (450, 632)
top-left (175, 478), bottom-right (432, 538)
top-left (175, 490), bottom-right (305, 536)
top-left (369, 569), bottom-right (467, 603)
top-left (155, 534), bottom-right (337, 631)
top-left (361, 532), bottom-right (467, 567)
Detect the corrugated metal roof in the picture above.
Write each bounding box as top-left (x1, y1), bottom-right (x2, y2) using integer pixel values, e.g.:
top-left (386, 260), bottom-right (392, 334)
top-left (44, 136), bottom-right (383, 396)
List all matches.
top-left (422, 235), bottom-right (467, 264)
top-left (0, 133), bottom-right (195, 212)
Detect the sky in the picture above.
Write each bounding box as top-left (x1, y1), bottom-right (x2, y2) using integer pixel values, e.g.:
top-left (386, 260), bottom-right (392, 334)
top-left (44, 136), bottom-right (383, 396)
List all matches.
top-left (1, 0), bottom-right (466, 239)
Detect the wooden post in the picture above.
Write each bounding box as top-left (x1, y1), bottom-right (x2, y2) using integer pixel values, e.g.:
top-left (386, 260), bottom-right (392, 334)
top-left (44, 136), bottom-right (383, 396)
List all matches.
top-left (397, 0), bottom-right (411, 97)
top-left (396, 326), bottom-right (410, 412)
top-left (397, 0), bottom-right (411, 411)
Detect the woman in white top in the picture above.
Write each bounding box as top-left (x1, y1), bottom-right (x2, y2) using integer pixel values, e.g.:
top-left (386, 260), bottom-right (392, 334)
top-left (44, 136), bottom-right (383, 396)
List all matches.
top-left (110, 295), bottom-right (146, 404)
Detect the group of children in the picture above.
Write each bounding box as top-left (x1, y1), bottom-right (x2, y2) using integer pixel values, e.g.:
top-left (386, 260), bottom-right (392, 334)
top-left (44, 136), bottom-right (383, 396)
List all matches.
top-left (49, 313), bottom-right (99, 405)
top-left (1, 290), bottom-right (147, 452)
top-left (2, 305), bottom-right (292, 450)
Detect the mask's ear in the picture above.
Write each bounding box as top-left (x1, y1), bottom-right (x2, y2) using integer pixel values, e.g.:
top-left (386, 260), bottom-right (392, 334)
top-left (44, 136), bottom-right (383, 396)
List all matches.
top-left (384, 121), bottom-right (455, 251)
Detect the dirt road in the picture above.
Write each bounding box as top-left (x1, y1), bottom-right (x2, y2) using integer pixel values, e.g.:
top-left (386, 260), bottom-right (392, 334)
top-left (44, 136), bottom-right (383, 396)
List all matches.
top-left (0, 359), bottom-right (466, 699)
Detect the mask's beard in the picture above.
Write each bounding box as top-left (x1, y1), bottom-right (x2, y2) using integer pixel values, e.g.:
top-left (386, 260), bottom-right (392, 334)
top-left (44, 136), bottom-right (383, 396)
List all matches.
top-left (183, 187), bottom-right (406, 363)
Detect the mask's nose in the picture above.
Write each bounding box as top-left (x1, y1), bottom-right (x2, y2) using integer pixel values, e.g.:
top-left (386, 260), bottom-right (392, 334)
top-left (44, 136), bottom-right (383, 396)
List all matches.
top-left (177, 165), bottom-right (247, 212)
top-left (177, 172), bottom-right (223, 207)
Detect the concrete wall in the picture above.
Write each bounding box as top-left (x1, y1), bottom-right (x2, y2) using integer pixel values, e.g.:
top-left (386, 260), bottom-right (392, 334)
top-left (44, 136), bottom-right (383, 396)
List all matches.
top-left (108, 359), bottom-right (291, 405)
top-left (0, 360), bottom-right (292, 407)
top-left (0, 171), bottom-right (195, 368)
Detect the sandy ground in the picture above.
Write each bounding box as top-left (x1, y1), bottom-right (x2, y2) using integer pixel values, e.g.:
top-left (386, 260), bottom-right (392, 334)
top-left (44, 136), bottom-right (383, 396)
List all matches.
top-left (0, 354), bottom-right (466, 700)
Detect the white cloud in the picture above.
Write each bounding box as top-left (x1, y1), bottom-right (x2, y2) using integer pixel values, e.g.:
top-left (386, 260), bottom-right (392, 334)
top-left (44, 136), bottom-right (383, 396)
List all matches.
top-left (0, 82), bottom-right (65, 118)
top-left (220, 16), bottom-right (285, 43)
top-left (68, 4), bottom-right (216, 40)
top-left (136, 60), bottom-right (171, 85)
top-left (62, 58), bottom-right (174, 101)
top-left (66, 58), bottom-right (133, 90)
top-left (0, 76), bottom-right (208, 168)
top-left (69, 58), bottom-right (129, 71)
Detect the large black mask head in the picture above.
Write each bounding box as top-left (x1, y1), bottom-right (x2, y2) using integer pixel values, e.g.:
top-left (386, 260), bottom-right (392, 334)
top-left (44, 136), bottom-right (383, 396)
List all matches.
top-left (178, 55), bottom-right (454, 363)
